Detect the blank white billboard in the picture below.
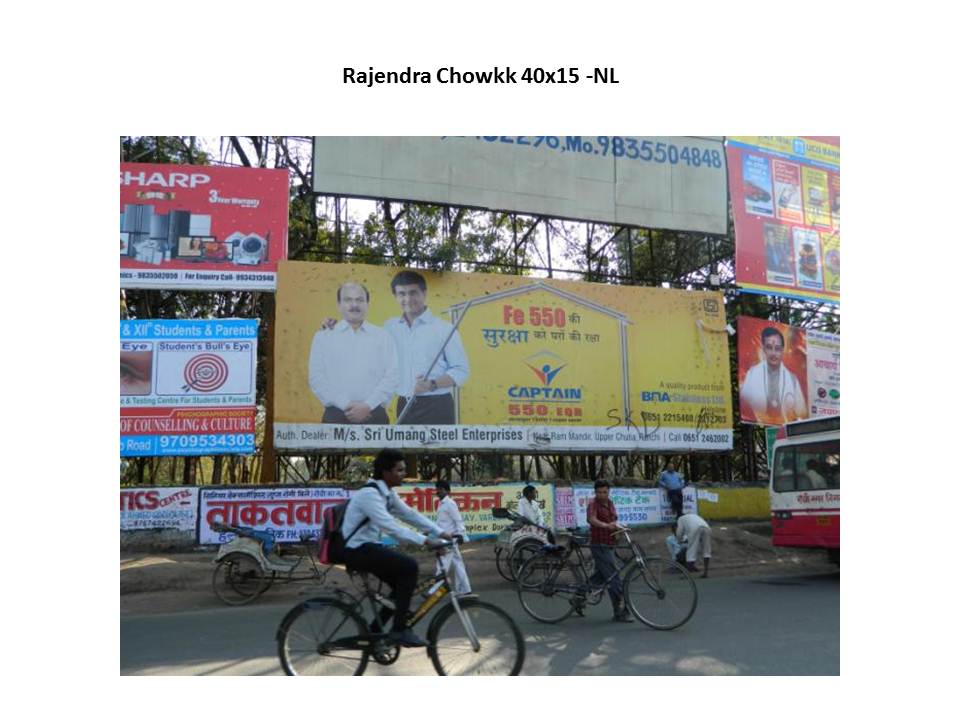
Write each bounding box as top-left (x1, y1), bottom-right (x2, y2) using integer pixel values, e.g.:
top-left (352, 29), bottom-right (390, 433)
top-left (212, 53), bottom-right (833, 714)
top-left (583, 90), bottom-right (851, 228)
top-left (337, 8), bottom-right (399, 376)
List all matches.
top-left (313, 136), bottom-right (728, 234)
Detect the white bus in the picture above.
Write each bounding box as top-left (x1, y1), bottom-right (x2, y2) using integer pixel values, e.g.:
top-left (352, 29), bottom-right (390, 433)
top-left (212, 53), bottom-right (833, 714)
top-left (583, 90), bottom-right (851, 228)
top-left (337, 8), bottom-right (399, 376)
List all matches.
top-left (769, 416), bottom-right (840, 564)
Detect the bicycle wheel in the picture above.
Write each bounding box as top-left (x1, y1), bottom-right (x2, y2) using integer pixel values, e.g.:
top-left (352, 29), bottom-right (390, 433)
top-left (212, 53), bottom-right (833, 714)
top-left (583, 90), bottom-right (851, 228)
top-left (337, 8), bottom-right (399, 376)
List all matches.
top-left (516, 552), bottom-right (581, 623)
top-left (277, 598), bottom-right (370, 676)
top-left (624, 557), bottom-right (698, 630)
top-left (495, 547), bottom-right (514, 581)
top-left (509, 539), bottom-right (545, 581)
top-left (212, 553), bottom-right (269, 605)
top-left (427, 599), bottom-right (525, 676)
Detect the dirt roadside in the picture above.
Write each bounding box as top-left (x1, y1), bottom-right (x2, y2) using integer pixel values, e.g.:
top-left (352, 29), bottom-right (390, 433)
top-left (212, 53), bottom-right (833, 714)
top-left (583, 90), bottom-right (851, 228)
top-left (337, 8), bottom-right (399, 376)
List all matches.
top-left (120, 521), bottom-right (839, 616)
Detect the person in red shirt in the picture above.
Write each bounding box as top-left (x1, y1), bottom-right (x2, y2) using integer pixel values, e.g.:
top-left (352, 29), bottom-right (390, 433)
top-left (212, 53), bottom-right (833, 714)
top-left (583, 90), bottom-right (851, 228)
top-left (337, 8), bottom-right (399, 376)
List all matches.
top-left (587, 480), bottom-right (633, 623)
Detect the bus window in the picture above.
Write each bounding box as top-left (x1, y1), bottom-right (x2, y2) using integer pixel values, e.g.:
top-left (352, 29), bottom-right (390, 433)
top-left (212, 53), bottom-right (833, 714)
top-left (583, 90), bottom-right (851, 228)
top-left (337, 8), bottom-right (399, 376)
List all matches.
top-left (794, 440), bottom-right (840, 490)
top-left (823, 446), bottom-right (840, 489)
top-left (773, 445), bottom-right (796, 492)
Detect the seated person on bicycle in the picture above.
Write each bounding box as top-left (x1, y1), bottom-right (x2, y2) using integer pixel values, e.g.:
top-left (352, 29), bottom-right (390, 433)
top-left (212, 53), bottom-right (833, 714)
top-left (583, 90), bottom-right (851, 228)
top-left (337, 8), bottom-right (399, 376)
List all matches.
top-left (515, 484), bottom-right (556, 544)
top-left (518, 484), bottom-right (545, 527)
top-left (342, 449), bottom-right (452, 648)
top-left (587, 480), bottom-right (634, 623)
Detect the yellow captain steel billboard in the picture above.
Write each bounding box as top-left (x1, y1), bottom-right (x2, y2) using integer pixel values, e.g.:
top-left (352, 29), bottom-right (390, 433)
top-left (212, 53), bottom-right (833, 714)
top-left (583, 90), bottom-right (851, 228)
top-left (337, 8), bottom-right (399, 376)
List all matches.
top-left (273, 261), bottom-right (732, 452)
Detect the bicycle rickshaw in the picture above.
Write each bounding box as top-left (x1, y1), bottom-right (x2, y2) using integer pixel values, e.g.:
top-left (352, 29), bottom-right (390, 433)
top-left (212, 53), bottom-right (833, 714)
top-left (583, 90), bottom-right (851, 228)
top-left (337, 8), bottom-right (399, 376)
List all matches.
top-left (493, 513), bottom-right (553, 582)
top-left (492, 507), bottom-right (635, 582)
top-left (209, 521), bottom-right (329, 605)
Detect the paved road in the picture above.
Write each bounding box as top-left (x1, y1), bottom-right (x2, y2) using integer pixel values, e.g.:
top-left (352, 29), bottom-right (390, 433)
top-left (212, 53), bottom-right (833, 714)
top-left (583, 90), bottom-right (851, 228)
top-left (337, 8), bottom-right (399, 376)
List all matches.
top-left (120, 571), bottom-right (839, 675)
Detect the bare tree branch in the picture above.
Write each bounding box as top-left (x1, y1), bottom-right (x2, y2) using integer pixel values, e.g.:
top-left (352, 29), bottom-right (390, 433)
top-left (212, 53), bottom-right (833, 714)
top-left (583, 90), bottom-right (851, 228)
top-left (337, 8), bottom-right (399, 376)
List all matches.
top-left (229, 136), bottom-right (252, 167)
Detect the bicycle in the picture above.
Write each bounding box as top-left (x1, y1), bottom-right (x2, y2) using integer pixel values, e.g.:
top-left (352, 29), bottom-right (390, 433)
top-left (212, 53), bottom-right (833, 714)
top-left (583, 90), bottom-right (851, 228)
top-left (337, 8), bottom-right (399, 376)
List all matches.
top-left (492, 511), bottom-right (634, 582)
top-left (276, 540), bottom-right (525, 675)
top-left (505, 510), bottom-right (698, 630)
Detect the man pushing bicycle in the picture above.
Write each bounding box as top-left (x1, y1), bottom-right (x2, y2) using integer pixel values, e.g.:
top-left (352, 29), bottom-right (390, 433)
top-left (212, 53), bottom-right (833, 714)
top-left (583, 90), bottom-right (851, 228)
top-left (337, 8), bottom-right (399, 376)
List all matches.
top-left (587, 480), bottom-right (634, 623)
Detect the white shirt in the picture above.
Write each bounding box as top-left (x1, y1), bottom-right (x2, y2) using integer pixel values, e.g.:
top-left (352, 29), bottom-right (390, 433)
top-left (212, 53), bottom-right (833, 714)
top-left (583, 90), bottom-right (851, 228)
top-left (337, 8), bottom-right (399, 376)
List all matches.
top-left (436, 495), bottom-right (469, 541)
top-left (517, 496), bottom-right (544, 527)
top-left (807, 468), bottom-right (828, 489)
top-left (385, 308), bottom-right (470, 398)
top-left (342, 479), bottom-right (442, 549)
top-left (307, 320), bottom-right (399, 411)
top-left (675, 513), bottom-right (709, 541)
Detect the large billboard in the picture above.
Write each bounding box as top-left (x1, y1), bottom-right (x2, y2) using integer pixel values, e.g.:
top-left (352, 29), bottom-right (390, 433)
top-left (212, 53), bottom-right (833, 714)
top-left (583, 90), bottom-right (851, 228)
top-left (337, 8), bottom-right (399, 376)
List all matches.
top-left (727, 137), bottom-right (840, 304)
top-left (120, 319), bottom-right (259, 456)
top-left (313, 136), bottom-right (728, 234)
top-left (273, 262), bottom-right (733, 452)
top-left (120, 163), bottom-right (289, 291)
top-left (737, 316), bottom-right (839, 426)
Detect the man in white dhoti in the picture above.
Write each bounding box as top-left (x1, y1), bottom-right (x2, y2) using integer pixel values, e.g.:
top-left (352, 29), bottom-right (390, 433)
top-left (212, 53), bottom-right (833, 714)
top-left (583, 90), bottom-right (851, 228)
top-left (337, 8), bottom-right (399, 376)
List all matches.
top-left (740, 326), bottom-right (807, 425)
top-left (434, 480), bottom-right (473, 596)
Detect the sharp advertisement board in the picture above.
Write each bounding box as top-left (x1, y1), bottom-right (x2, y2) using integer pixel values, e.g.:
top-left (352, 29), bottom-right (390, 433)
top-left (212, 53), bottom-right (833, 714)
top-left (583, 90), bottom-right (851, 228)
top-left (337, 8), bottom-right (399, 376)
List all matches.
top-left (727, 137), bottom-right (840, 304)
top-left (313, 136), bottom-right (728, 234)
top-left (737, 316), bottom-right (839, 426)
top-left (120, 162), bottom-right (289, 291)
top-left (273, 261), bottom-right (733, 452)
top-left (120, 319), bottom-right (259, 456)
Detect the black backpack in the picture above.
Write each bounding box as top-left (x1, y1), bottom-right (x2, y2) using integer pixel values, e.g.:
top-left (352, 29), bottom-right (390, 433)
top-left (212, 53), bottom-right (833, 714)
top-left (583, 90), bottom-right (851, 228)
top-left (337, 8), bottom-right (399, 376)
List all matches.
top-left (318, 482), bottom-right (383, 565)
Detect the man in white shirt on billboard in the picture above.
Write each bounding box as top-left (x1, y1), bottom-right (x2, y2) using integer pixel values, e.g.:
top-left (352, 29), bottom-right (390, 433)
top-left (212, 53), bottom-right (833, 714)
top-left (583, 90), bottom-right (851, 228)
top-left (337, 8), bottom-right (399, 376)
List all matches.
top-left (308, 282), bottom-right (399, 424)
top-left (385, 270), bottom-right (469, 425)
top-left (741, 326), bottom-right (807, 425)
top-left (434, 480), bottom-right (472, 596)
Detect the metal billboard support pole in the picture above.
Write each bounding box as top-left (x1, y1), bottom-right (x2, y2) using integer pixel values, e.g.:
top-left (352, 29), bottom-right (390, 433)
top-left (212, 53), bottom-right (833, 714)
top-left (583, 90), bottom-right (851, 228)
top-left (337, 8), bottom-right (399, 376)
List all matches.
top-left (545, 220), bottom-right (553, 278)
top-left (335, 196), bottom-right (342, 260)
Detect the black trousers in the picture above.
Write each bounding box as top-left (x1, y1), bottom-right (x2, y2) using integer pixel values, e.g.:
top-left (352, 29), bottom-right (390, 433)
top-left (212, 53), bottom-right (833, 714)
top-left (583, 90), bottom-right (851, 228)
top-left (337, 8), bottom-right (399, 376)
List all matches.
top-left (667, 489), bottom-right (684, 517)
top-left (343, 543), bottom-right (419, 632)
top-left (396, 394), bottom-right (455, 425)
top-left (322, 405), bottom-right (390, 424)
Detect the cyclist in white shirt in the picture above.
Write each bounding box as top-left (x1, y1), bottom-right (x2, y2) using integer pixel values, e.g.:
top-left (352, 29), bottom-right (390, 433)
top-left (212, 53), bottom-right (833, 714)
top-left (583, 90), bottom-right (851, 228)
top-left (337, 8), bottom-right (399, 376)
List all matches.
top-left (434, 480), bottom-right (472, 595)
top-left (341, 449), bottom-right (452, 647)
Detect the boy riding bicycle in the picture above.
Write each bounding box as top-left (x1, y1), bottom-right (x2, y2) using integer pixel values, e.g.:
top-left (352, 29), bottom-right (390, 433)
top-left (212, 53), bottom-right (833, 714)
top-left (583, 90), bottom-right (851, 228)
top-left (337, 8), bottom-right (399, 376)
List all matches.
top-left (341, 449), bottom-right (452, 647)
